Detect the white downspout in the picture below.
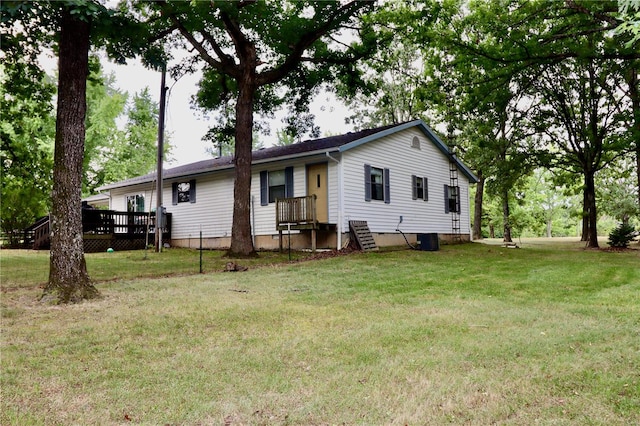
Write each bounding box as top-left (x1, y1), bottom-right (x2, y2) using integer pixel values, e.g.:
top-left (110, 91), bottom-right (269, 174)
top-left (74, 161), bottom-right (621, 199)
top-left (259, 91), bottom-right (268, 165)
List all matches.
top-left (251, 195), bottom-right (256, 247)
top-left (326, 152), bottom-right (342, 250)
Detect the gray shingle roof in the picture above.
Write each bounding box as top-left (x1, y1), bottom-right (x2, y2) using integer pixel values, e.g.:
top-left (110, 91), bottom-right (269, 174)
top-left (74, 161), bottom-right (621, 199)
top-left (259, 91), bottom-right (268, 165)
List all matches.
top-left (98, 120), bottom-right (477, 191)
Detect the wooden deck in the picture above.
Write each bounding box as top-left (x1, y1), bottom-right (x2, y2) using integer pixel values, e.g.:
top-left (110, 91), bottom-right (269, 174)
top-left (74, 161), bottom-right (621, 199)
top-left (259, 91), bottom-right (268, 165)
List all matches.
top-left (24, 209), bottom-right (172, 253)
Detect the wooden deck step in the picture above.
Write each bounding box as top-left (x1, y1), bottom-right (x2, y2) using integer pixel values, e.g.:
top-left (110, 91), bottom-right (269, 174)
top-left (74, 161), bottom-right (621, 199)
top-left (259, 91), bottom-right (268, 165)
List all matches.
top-left (349, 220), bottom-right (378, 251)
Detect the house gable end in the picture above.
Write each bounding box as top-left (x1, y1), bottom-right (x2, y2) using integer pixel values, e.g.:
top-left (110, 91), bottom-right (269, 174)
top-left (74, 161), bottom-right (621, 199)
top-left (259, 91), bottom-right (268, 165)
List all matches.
top-left (339, 120), bottom-right (478, 184)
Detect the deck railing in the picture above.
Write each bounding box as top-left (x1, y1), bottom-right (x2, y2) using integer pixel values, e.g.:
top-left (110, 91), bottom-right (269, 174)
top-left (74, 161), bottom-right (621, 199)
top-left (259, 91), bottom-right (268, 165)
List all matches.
top-left (22, 210), bottom-right (172, 250)
top-left (276, 195), bottom-right (317, 228)
top-left (32, 218), bottom-right (51, 250)
top-left (82, 209), bottom-right (171, 239)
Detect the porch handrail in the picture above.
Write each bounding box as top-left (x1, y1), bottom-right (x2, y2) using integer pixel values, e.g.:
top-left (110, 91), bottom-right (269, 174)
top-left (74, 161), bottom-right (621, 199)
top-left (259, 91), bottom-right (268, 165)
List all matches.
top-left (276, 195), bottom-right (317, 227)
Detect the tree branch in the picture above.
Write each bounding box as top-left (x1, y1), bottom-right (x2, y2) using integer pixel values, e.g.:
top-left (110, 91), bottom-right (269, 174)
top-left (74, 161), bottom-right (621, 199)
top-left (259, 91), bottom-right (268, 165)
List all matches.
top-left (565, 0), bottom-right (620, 26)
top-left (257, 1), bottom-right (368, 86)
top-left (156, 2), bottom-right (240, 78)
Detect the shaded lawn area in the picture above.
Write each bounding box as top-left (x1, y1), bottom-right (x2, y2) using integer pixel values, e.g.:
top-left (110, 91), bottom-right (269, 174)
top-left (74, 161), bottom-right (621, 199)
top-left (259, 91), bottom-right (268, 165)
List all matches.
top-left (0, 247), bottom-right (314, 288)
top-left (1, 242), bottom-right (639, 425)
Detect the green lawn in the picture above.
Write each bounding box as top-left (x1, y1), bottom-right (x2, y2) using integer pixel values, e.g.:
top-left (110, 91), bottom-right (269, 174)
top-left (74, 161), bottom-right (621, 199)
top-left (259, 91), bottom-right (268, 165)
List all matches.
top-left (1, 241), bottom-right (639, 425)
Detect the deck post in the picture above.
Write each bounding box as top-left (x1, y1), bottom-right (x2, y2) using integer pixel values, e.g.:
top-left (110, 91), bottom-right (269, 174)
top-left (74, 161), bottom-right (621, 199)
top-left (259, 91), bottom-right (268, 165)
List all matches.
top-left (279, 229), bottom-right (283, 252)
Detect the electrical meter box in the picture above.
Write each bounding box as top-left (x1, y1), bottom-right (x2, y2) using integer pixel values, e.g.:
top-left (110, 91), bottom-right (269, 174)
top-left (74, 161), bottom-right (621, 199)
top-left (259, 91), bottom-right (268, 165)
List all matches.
top-left (156, 206), bottom-right (167, 229)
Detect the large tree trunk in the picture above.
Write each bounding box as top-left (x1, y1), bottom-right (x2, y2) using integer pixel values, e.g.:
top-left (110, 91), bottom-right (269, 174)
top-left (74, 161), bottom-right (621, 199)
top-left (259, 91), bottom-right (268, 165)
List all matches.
top-left (580, 189), bottom-right (589, 241)
top-left (502, 189), bottom-right (512, 243)
top-left (228, 45), bottom-right (258, 257)
top-left (472, 172), bottom-right (484, 240)
top-left (584, 170), bottom-right (599, 248)
top-left (41, 8), bottom-right (99, 303)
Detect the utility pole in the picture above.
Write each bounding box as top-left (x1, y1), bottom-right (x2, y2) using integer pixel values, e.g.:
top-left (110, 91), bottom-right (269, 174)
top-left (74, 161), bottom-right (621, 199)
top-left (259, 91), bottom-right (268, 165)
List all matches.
top-left (155, 63), bottom-right (167, 252)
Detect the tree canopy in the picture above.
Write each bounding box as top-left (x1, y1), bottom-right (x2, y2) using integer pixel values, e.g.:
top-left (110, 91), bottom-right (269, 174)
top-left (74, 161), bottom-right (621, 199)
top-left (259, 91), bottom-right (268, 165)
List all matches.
top-left (337, 0), bottom-right (639, 246)
top-left (135, 0), bottom-right (382, 256)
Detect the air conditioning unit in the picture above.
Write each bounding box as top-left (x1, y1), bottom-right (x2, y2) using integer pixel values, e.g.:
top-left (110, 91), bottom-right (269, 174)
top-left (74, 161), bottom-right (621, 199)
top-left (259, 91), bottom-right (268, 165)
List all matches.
top-left (417, 233), bottom-right (439, 251)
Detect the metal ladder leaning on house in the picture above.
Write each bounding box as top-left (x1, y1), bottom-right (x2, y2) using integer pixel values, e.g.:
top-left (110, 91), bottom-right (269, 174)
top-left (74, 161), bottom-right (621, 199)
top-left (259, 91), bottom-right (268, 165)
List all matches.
top-left (449, 154), bottom-right (462, 243)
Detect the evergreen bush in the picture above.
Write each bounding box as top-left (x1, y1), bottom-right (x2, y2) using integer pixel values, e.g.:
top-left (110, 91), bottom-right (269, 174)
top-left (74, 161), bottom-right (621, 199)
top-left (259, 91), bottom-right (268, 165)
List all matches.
top-left (607, 223), bottom-right (637, 248)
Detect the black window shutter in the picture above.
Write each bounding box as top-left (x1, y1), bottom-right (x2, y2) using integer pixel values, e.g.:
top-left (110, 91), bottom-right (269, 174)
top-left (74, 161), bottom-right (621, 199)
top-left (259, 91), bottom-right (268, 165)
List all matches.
top-left (384, 168), bottom-right (390, 204)
top-left (260, 171), bottom-right (268, 206)
top-left (189, 179), bottom-right (196, 203)
top-left (423, 178), bottom-right (428, 201)
top-left (444, 185), bottom-right (449, 213)
top-left (364, 164), bottom-right (371, 201)
top-left (172, 182), bottom-right (178, 205)
top-left (411, 175), bottom-right (417, 200)
top-left (285, 166), bottom-right (294, 198)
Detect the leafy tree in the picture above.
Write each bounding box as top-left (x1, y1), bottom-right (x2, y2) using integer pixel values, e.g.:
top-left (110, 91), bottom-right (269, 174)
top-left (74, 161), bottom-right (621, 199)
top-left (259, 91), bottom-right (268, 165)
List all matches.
top-left (141, 0), bottom-right (380, 256)
top-left (103, 87), bottom-right (165, 183)
top-left (523, 169), bottom-right (581, 237)
top-left (596, 158), bottom-right (639, 226)
top-left (1, 3), bottom-right (56, 245)
top-left (343, 40), bottom-right (427, 129)
top-left (436, 0), bottom-right (637, 248)
top-left (531, 55), bottom-right (632, 247)
top-left (275, 128), bottom-right (296, 146)
top-left (2, 0), bottom-right (150, 303)
top-left (0, 62), bottom-right (55, 244)
top-left (83, 57), bottom-right (127, 195)
top-left (618, 0), bottom-right (640, 46)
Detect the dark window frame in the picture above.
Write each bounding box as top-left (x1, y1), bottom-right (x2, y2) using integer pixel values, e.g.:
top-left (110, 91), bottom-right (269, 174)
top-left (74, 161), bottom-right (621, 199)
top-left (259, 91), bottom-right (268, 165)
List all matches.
top-left (412, 175), bottom-right (428, 201)
top-left (364, 164), bottom-right (390, 204)
top-left (260, 167), bottom-right (294, 206)
top-left (172, 179), bottom-right (196, 205)
top-left (444, 184), bottom-right (460, 213)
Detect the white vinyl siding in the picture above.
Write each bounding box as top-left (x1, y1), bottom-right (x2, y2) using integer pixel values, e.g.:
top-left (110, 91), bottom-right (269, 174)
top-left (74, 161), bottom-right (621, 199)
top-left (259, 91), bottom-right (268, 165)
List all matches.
top-left (164, 172), bottom-right (235, 240)
top-left (252, 161), bottom-right (308, 236)
top-left (105, 125), bottom-right (473, 246)
top-left (341, 127), bottom-right (471, 235)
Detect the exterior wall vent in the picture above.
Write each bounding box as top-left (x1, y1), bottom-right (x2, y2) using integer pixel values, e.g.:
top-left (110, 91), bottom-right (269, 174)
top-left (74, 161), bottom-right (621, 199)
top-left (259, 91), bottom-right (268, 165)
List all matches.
top-left (411, 136), bottom-right (421, 149)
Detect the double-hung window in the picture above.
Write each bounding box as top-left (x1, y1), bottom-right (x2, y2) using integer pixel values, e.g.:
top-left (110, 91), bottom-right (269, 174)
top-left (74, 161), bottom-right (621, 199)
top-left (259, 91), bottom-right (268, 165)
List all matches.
top-left (364, 164), bottom-right (390, 203)
top-left (126, 194), bottom-right (145, 212)
top-left (268, 170), bottom-right (286, 203)
top-left (445, 185), bottom-right (460, 213)
top-left (412, 175), bottom-right (428, 201)
top-left (260, 167), bottom-right (294, 205)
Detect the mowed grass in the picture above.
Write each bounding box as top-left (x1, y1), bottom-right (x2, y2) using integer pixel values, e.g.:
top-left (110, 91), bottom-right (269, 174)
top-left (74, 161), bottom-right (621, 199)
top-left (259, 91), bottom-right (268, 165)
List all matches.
top-left (0, 247), bottom-right (312, 288)
top-left (1, 241), bottom-right (639, 425)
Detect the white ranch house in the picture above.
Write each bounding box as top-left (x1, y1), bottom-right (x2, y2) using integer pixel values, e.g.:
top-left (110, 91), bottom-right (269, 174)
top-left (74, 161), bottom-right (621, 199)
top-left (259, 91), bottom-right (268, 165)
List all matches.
top-left (97, 120), bottom-right (478, 250)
